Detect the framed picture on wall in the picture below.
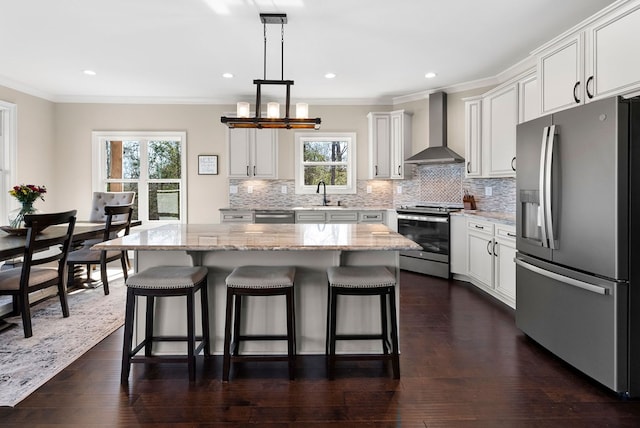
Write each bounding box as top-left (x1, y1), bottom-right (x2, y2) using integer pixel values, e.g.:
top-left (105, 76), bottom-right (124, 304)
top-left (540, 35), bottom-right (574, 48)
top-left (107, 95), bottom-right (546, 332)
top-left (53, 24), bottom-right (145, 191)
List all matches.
top-left (198, 155), bottom-right (218, 175)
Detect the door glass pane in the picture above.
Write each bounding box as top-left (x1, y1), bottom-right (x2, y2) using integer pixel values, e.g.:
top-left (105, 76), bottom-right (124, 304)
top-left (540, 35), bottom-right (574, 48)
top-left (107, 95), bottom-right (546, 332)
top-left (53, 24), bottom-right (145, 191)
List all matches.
top-left (148, 140), bottom-right (181, 179)
top-left (149, 183), bottom-right (180, 220)
top-left (106, 182), bottom-right (139, 220)
top-left (106, 140), bottom-right (140, 179)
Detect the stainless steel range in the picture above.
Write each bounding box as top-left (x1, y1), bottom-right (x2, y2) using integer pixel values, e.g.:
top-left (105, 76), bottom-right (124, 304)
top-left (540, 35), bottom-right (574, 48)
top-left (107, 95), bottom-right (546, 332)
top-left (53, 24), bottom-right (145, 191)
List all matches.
top-left (396, 204), bottom-right (462, 278)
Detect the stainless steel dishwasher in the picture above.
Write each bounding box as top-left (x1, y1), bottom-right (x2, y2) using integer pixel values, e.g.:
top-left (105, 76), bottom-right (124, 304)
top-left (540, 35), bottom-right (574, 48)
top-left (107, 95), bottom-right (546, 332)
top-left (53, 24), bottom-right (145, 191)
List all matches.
top-left (254, 210), bottom-right (295, 224)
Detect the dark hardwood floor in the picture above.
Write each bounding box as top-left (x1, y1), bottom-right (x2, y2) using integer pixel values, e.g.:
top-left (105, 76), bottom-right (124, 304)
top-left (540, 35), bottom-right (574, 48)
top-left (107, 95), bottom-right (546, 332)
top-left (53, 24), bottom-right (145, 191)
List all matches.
top-left (2, 271), bottom-right (640, 426)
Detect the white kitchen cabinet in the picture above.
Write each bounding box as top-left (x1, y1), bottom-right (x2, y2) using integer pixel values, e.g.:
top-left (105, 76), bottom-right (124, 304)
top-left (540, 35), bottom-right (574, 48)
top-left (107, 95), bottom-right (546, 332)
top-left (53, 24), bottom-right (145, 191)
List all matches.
top-left (295, 209), bottom-right (385, 224)
top-left (227, 128), bottom-right (277, 179)
top-left (326, 211), bottom-right (358, 224)
top-left (466, 218), bottom-right (516, 308)
top-left (493, 225), bottom-right (516, 305)
top-left (220, 210), bottom-right (254, 223)
top-left (464, 97), bottom-right (482, 178)
top-left (519, 72), bottom-right (539, 124)
top-left (467, 219), bottom-right (494, 287)
top-left (482, 83), bottom-right (518, 177)
top-left (450, 214), bottom-right (468, 276)
top-left (537, 1), bottom-right (640, 115)
top-left (367, 110), bottom-right (412, 179)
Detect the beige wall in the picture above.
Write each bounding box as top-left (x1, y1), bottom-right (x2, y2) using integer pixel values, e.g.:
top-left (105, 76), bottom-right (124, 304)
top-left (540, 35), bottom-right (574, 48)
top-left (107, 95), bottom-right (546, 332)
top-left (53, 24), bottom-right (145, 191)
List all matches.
top-left (1, 84), bottom-right (496, 223)
top-left (0, 86), bottom-right (56, 212)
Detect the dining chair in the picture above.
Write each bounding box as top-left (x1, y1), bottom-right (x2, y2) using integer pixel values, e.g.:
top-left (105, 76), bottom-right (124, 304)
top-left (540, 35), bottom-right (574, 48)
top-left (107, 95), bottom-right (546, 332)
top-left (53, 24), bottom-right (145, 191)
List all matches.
top-left (0, 210), bottom-right (77, 338)
top-left (89, 191), bottom-right (136, 222)
top-left (66, 205), bottom-right (133, 295)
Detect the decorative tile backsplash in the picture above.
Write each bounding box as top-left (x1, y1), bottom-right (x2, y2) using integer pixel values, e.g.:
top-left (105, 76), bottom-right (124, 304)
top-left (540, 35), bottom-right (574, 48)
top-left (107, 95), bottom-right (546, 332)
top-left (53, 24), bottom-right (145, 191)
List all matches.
top-left (229, 163), bottom-right (515, 213)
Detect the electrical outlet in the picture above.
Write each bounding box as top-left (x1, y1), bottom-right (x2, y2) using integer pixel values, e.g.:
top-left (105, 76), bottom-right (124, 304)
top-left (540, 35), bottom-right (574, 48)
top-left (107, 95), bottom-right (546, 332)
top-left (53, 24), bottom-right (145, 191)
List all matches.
top-left (281, 185), bottom-right (287, 194)
top-left (366, 185), bottom-right (372, 193)
top-left (485, 186), bottom-right (492, 196)
top-left (229, 185), bottom-right (238, 194)
top-left (397, 185), bottom-right (403, 194)
top-left (247, 186), bottom-right (253, 194)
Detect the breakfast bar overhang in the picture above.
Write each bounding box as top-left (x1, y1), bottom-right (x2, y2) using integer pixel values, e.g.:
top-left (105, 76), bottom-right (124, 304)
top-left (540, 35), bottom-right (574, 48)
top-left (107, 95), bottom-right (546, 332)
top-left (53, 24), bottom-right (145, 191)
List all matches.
top-left (93, 223), bottom-right (421, 355)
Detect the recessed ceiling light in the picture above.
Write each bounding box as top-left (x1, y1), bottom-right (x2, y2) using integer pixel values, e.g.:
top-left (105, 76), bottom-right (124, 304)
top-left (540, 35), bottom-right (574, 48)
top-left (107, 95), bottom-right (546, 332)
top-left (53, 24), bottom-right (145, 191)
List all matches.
top-left (425, 72), bottom-right (437, 79)
top-left (222, 72), bottom-right (234, 78)
top-left (325, 73), bottom-right (336, 79)
top-left (83, 70), bottom-right (96, 76)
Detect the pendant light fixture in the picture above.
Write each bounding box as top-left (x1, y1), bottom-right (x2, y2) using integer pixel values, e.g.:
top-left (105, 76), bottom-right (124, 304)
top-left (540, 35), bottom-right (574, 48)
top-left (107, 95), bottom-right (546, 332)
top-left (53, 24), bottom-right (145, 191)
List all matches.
top-left (221, 13), bottom-right (321, 130)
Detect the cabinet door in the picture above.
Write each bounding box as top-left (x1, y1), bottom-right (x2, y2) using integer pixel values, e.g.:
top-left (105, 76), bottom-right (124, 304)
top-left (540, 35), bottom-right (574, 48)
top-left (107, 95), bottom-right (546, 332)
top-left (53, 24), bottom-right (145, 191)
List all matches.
top-left (449, 215), bottom-right (467, 275)
top-left (327, 211), bottom-right (358, 223)
top-left (519, 73), bottom-right (539, 123)
top-left (483, 84), bottom-right (518, 177)
top-left (295, 211), bottom-right (326, 223)
top-left (467, 229), bottom-right (494, 287)
top-left (368, 113), bottom-right (391, 178)
top-left (538, 33), bottom-right (584, 115)
top-left (587, 4), bottom-right (640, 100)
top-left (253, 129), bottom-right (277, 178)
top-left (390, 110), bottom-right (411, 179)
top-left (228, 129), bottom-right (252, 178)
top-left (358, 211), bottom-right (384, 223)
top-left (494, 228), bottom-right (516, 307)
top-left (464, 99), bottom-right (482, 177)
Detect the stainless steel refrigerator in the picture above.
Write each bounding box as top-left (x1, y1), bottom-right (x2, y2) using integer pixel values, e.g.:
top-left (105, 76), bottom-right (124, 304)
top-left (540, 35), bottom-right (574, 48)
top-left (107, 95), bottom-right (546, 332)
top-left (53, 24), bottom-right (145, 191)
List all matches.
top-left (515, 95), bottom-right (640, 397)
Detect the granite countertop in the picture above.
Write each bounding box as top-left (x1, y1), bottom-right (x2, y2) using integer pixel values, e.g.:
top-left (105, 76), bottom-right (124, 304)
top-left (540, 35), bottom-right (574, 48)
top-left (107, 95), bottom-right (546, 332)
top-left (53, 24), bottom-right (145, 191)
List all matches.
top-left (451, 210), bottom-right (516, 226)
top-left (93, 223), bottom-right (421, 252)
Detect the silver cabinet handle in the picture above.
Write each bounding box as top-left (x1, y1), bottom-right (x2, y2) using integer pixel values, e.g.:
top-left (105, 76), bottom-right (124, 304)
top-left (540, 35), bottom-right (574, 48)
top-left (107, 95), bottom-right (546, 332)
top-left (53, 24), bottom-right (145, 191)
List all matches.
top-left (515, 258), bottom-right (609, 295)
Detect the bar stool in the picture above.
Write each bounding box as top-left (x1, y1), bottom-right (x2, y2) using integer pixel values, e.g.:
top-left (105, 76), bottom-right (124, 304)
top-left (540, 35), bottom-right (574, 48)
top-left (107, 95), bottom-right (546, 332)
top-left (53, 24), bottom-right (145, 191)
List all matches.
top-left (120, 265), bottom-right (210, 384)
top-left (223, 265), bottom-right (296, 382)
top-left (326, 265), bottom-right (399, 379)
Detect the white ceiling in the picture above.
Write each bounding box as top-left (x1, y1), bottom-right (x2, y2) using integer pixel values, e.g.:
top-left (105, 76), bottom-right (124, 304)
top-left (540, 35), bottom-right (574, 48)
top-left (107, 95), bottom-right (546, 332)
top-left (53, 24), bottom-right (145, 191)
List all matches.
top-left (0, 0), bottom-right (616, 104)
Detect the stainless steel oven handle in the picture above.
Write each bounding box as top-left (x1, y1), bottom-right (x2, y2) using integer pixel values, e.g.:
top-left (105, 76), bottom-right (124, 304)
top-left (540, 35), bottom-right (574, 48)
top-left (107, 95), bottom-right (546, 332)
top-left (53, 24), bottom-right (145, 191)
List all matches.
top-left (515, 258), bottom-right (608, 295)
top-left (397, 214), bottom-right (448, 223)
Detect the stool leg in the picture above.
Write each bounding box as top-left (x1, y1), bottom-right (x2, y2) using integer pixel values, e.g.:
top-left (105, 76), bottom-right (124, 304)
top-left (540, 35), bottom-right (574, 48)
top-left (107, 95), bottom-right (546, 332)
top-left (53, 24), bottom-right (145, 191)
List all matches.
top-left (325, 282), bottom-right (331, 358)
top-left (121, 288), bottom-right (136, 384)
top-left (144, 296), bottom-right (155, 357)
top-left (328, 288), bottom-right (338, 380)
top-left (286, 287), bottom-right (296, 380)
top-left (389, 287), bottom-right (400, 379)
top-left (200, 283), bottom-right (211, 357)
top-left (222, 289), bottom-right (234, 382)
top-left (232, 293), bottom-right (242, 356)
top-left (380, 292), bottom-right (389, 355)
top-left (187, 289), bottom-right (196, 382)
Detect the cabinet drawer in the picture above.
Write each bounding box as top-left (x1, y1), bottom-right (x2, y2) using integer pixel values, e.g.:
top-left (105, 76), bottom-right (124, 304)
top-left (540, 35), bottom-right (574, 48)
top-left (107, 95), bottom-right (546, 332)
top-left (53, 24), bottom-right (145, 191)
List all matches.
top-left (327, 211), bottom-right (358, 223)
top-left (495, 224), bottom-right (516, 241)
top-left (358, 211), bottom-right (384, 223)
top-left (220, 212), bottom-right (254, 223)
top-left (467, 219), bottom-right (494, 234)
top-left (295, 212), bottom-right (326, 223)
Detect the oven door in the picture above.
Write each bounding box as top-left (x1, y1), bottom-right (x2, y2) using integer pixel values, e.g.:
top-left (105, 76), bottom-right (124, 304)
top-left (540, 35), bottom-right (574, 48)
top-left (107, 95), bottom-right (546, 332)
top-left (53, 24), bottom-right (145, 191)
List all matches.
top-left (397, 213), bottom-right (450, 261)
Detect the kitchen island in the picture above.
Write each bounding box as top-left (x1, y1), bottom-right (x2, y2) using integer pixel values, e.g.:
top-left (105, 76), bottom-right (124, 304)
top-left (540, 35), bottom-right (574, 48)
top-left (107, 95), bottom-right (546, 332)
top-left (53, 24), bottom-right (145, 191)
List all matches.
top-left (94, 223), bottom-right (421, 355)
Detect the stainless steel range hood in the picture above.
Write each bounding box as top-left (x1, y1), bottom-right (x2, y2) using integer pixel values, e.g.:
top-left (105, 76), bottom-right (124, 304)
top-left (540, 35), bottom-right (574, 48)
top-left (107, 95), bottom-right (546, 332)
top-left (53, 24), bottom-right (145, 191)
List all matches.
top-left (404, 91), bottom-right (465, 165)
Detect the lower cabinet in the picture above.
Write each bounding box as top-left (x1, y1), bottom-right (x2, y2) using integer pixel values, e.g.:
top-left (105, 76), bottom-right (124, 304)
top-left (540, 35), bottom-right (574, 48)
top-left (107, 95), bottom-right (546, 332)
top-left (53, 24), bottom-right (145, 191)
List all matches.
top-left (466, 217), bottom-right (516, 308)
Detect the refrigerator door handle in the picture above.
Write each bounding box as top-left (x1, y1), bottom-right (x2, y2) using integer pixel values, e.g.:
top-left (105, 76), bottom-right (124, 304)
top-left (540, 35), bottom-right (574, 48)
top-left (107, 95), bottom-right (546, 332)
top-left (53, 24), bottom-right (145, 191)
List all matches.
top-left (545, 125), bottom-right (557, 249)
top-left (514, 258), bottom-right (609, 295)
top-left (539, 126), bottom-right (550, 248)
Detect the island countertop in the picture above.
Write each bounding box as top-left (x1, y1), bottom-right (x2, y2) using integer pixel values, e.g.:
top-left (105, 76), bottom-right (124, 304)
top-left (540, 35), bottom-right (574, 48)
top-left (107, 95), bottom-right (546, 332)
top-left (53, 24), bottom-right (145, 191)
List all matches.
top-left (92, 223), bottom-right (422, 252)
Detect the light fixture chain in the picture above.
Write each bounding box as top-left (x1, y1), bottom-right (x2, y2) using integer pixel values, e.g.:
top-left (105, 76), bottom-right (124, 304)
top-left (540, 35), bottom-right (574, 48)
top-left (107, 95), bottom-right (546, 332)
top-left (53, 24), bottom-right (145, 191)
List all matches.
top-left (281, 21), bottom-right (284, 81)
top-left (263, 21), bottom-right (267, 80)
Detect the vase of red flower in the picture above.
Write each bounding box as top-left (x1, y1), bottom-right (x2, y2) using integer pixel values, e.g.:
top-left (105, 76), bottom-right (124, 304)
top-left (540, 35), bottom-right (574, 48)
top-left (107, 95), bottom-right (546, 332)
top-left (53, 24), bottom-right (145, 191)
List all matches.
top-left (8, 184), bottom-right (46, 228)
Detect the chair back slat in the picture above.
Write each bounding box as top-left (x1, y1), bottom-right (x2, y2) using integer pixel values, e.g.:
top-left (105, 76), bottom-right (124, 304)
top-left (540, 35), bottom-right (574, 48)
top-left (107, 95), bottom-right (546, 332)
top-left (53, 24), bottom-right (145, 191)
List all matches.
top-left (103, 205), bottom-right (133, 242)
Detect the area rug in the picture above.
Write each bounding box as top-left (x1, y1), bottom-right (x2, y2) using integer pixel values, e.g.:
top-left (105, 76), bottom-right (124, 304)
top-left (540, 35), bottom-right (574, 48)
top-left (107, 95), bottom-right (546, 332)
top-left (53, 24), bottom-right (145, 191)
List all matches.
top-left (0, 274), bottom-right (126, 407)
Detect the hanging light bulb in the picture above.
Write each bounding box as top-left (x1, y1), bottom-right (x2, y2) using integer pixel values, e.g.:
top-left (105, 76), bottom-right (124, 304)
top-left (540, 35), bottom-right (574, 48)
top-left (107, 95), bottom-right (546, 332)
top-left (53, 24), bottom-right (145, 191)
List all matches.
top-left (296, 103), bottom-right (308, 119)
top-left (267, 102), bottom-right (280, 118)
top-left (236, 102), bottom-right (250, 118)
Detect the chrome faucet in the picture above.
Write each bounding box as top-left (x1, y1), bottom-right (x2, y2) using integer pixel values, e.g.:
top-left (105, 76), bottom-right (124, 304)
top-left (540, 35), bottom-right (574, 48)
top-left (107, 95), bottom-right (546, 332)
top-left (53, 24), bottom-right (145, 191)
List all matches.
top-left (316, 180), bottom-right (329, 206)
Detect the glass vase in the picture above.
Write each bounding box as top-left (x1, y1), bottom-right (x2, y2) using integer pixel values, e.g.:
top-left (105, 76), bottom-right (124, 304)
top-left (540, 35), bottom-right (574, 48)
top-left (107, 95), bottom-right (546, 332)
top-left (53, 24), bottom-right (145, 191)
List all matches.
top-left (8, 203), bottom-right (36, 229)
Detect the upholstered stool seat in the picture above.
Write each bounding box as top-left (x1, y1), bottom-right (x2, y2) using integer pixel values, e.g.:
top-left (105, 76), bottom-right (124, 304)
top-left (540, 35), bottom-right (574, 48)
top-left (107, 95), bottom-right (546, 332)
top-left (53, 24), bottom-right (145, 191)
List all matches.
top-left (326, 266), bottom-right (400, 379)
top-left (223, 265), bottom-right (296, 381)
top-left (120, 265), bottom-right (210, 383)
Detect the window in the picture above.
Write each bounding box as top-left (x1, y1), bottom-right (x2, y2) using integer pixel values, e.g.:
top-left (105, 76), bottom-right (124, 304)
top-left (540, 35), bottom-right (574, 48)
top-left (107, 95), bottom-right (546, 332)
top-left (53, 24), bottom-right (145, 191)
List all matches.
top-left (0, 101), bottom-right (17, 222)
top-left (92, 131), bottom-right (187, 223)
top-left (294, 132), bottom-right (356, 194)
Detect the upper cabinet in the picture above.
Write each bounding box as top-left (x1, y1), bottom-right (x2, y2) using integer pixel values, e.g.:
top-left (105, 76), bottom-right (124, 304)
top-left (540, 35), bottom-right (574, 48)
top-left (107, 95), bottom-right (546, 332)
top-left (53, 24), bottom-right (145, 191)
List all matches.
top-left (538, 1), bottom-right (640, 115)
top-left (367, 110), bottom-right (412, 179)
top-left (464, 71), bottom-right (537, 178)
top-left (227, 129), bottom-right (278, 179)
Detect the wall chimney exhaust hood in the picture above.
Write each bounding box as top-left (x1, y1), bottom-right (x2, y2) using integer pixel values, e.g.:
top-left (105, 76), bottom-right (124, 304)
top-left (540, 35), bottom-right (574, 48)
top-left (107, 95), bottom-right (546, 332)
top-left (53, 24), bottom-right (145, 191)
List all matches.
top-left (404, 91), bottom-right (465, 165)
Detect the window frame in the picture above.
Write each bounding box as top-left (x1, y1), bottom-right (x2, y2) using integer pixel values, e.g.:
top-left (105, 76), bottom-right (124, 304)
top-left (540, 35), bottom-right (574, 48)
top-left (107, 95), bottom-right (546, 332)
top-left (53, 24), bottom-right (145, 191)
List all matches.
top-left (294, 132), bottom-right (357, 195)
top-left (92, 131), bottom-right (187, 224)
